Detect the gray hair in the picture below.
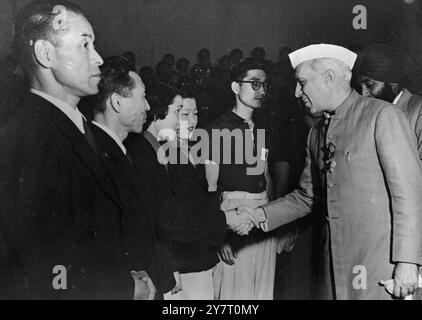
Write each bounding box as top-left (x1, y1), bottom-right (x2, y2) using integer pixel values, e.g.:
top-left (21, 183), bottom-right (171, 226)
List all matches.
top-left (309, 58), bottom-right (352, 82)
top-left (13, 1), bottom-right (86, 74)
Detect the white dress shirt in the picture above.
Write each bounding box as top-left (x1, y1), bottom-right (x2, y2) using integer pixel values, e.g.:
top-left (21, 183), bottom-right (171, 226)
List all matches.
top-left (392, 90), bottom-right (404, 105)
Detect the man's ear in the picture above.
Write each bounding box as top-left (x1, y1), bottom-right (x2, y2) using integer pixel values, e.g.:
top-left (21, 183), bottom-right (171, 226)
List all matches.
top-left (110, 93), bottom-right (121, 113)
top-left (231, 81), bottom-right (240, 94)
top-left (324, 69), bottom-right (335, 87)
top-left (33, 39), bottom-right (55, 69)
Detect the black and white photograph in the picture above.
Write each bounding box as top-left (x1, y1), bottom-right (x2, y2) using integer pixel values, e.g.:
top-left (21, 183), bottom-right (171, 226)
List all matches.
top-left (1, 0), bottom-right (422, 303)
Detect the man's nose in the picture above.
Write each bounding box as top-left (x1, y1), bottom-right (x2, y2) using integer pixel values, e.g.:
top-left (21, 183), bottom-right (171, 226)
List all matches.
top-left (92, 48), bottom-right (104, 66)
top-left (145, 99), bottom-right (151, 111)
top-left (259, 83), bottom-right (266, 92)
top-left (189, 114), bottom-right (196, 125)
top-left (295, 83), bottom-right (302, 98)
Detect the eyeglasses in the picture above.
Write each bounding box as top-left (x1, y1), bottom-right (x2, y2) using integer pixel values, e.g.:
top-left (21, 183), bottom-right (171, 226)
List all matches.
top-left (237, 80), bottom-right (270, 91)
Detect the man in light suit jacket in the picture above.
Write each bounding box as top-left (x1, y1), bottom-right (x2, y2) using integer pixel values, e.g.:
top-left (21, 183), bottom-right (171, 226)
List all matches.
top-left (356, 43), bottom-right (422, 157)
top-left (239, 44), bottom-right (422, 300)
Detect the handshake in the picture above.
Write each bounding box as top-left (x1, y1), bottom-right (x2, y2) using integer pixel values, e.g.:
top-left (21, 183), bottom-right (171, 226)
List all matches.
top-left (224, 205), bottom-right (267, 236)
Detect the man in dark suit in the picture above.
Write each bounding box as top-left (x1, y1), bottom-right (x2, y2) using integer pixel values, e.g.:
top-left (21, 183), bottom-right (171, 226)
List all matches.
top-left (0, 1), bottom-right (150, 299)
top-left (90, 55), bottom-right (165, 298)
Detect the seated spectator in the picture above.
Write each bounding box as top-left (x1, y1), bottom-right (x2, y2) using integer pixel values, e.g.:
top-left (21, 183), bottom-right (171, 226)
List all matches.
top-left (176, 58), bottom-right (191, 80)
top-left (229, 48), bottom-right (244, 70)
top-left (139, 65), bottom-right (155, 92)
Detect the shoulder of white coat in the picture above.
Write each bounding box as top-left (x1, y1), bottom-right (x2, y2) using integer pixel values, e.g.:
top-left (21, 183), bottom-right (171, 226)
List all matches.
top-left (356, 95), bottom-right (399, 118)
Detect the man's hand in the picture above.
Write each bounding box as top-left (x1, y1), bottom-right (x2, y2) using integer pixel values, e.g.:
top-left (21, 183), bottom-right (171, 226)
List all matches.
top-left (237, 205), bottom-right (267, 228)
top-left (393, 262), bottom-right (419, 298)
top-left (171, 271), bottom-right (182, 295)
top-left (218, 243), bottom-right (237, 265)
top-left (225, 209), bottom-right (254, 235)
top-left (131, 270), bottom-right (156, 300)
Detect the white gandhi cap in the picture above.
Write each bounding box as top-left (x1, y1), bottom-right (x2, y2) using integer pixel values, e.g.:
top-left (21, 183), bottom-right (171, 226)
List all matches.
top-left (288, 44), bottom-right (357, 69)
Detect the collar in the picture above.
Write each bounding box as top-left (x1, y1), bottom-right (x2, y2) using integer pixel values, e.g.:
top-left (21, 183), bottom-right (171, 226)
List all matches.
top-left (178, 139), bottom-right (196, 167)
top-left (92, 121), bottom-right (127, 155)
top-left (232, 109), bottom-right (254, 126)
top-left (227, 109), bottom-right (256, 128)
top-left (143, 130), bottom-right (161, 155)
top-left (392, 90), bottom-right (404, 105)
top-left (330, 90), bottom-right (359, 121)
top-left (393, 89), bottom-right (413, 112)
top-left (143, 130), bottom-right (169, 167)
top-left (29, 88), bottom-right (85, 134)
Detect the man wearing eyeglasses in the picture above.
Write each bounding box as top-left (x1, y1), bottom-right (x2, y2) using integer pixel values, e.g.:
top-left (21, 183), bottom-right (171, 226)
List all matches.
top-left (0, 2), bottom-right (137, 299)
top-left (239, 44), bottom-right (422, 300)
top-left (205, 58), bottom-right (278, 299)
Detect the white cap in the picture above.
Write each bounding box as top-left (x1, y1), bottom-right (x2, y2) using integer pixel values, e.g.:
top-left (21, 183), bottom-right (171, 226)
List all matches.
top-left (288, 44), bottom-right (357, 69)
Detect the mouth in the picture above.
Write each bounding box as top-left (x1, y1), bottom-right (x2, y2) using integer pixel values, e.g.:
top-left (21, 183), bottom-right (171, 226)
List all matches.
top-left (302, 97), bottom-right (311, 105)
top-left (140, 113), bottom-right (147, 123)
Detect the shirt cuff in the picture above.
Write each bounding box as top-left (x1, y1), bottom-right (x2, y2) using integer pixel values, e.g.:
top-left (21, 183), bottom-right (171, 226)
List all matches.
top-left (257, 206), bottom-right (269, 232)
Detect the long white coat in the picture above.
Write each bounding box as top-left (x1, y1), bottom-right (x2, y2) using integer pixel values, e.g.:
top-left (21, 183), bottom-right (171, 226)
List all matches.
top-left (262, 91), bottom-right (422, 299)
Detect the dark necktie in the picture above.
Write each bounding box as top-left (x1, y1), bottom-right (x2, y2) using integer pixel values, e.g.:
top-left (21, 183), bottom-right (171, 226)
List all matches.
top-left (126, 151), bottom-right (134, 167)
top-left (83, 120), bottom-right (99, 155)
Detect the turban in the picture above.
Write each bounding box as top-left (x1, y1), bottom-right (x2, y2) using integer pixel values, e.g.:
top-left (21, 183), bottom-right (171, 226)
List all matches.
top-left (289, 44), bottom-right (357, 69)
top-left (355, 43), bottom-right (411, 83)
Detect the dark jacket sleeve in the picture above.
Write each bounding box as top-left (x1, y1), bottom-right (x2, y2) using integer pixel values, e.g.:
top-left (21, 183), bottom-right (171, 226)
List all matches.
top-left (0, 116), bottom-right (66, 299)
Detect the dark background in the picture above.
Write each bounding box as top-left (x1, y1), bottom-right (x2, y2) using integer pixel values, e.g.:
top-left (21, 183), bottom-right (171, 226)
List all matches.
top-left (1, 0), bottom-right (421, 68)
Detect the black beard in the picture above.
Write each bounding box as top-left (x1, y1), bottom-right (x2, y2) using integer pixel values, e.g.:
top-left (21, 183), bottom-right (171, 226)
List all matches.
top-left (375, 84), bottom-right (397, 103)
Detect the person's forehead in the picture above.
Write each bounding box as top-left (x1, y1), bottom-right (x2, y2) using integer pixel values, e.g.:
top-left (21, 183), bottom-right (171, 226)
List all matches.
top-left (181, 98), bottom-right (197, 110)
top-left (244, 69), bottom-right (266, 79)
top-left (359, 75), bottom-right (382, 84)
top-left (62, 12), bottom-right (94, 41)
top-left (296, 62), bottom-right (315, 78)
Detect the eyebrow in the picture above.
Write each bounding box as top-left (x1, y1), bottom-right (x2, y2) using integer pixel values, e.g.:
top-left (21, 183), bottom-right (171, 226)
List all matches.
top-left (81, 33), bottom-right (94, 40)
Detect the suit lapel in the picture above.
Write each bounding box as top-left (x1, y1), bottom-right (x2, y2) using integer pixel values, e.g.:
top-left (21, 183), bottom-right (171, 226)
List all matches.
top-left (26, 93), bottom-right (121, 207)
top-left (91, 124), bottom-right (142, 205)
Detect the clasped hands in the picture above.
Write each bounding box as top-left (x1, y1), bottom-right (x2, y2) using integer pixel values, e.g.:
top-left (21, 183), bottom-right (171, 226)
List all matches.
top-left (224, 205), bottom-right (266, 236)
